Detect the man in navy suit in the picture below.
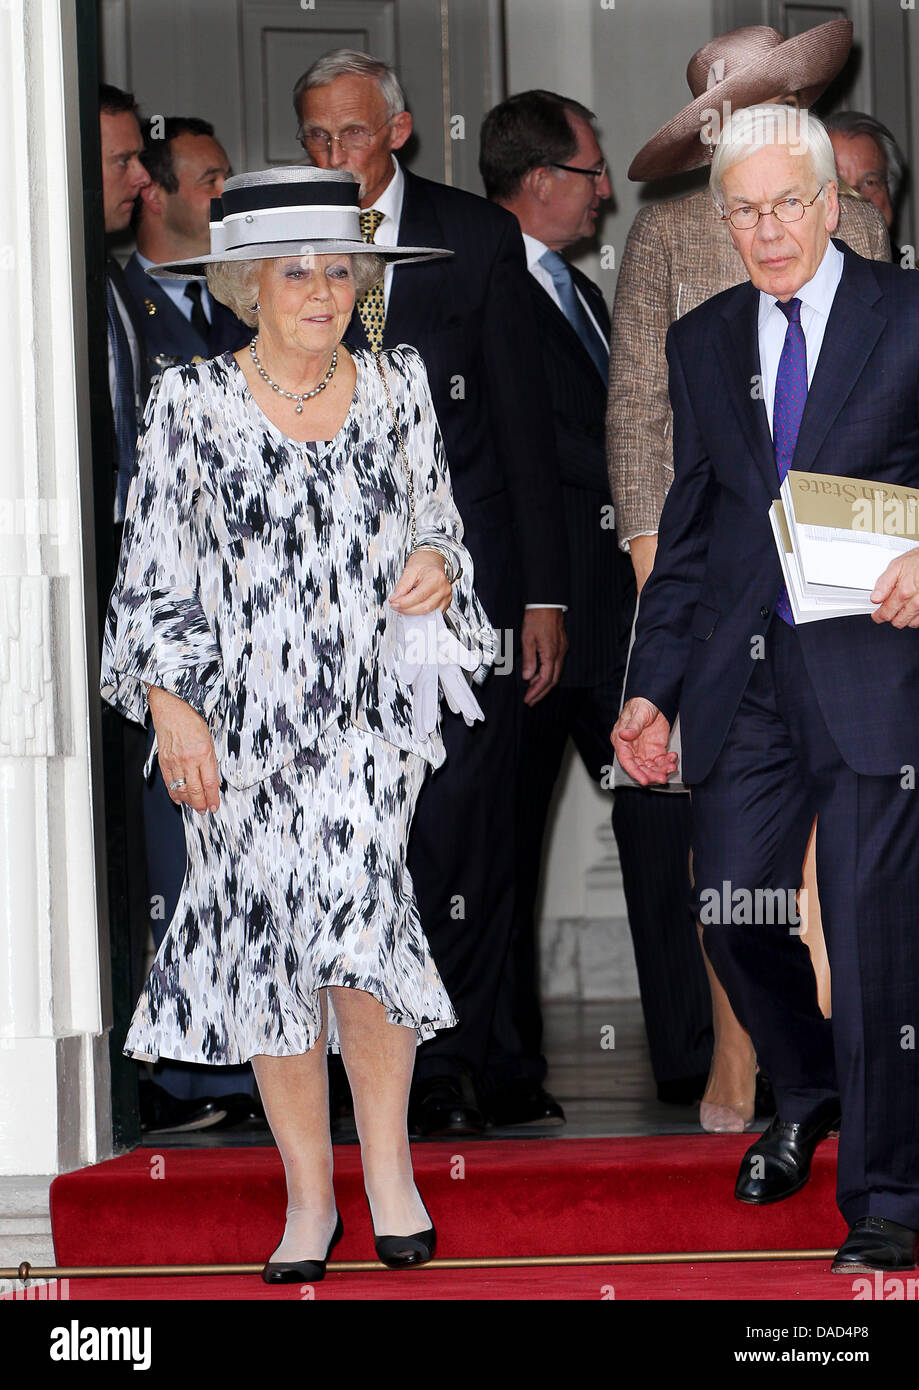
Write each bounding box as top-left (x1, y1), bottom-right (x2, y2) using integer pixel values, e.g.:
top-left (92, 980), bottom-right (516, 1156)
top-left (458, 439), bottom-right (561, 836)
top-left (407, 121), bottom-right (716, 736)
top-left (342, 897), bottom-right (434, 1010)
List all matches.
top-left (477, 91), bottom-right (640, 1123)
top-left (295, 50), bottom-right (570, 1136)
top-left (120, 116), bottom-right (256, 1134)
top-left (124, 118), bottom-right (251, 382)
top-left (613, 104), bottom-right (919, 1272)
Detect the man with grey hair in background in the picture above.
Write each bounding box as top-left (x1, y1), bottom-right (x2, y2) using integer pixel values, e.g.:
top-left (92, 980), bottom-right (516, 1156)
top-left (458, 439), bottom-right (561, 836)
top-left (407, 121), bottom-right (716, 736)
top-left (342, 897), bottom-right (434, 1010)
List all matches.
top-left (293, 49), bottom-right (571, 1136)
top-left (825, 110), bottom-right (911, 263)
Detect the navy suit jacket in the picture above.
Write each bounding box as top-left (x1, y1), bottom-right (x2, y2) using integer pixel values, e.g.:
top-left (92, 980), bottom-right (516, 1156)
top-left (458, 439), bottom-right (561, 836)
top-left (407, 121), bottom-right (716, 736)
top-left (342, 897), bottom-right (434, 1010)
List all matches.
top-left (526, 261), bottom-right (632, 686)
top-left (625, 240), bottom-right (919, 782)
top-left (121, 252), bottom-right (250, 389)
top-left (345, 168), bottom-right (569, 626)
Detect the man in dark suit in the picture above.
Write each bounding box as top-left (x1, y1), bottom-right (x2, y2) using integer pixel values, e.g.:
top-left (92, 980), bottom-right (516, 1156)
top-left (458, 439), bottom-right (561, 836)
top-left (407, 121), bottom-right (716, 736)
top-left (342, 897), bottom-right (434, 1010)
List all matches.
top-left (614, 104), bottom-right (919, 1272)
top-left (99, 85), bottom-right (156, 1140)
top-left (124, 117), bottom-right (251, 381)
top-left (118, 115), bottom-right (257, 1134)
top-left (99, 85), bottom-right (151, 530)
top-left (477, 91), bottom-right (636, 1123)
top-left (294, 49), bottom-right (570, 1135)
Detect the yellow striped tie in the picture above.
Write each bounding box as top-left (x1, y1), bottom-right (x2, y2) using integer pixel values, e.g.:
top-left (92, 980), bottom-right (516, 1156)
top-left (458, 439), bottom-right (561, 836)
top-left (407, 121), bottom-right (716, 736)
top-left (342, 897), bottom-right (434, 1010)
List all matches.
top-left (358, 209), bottom-right (386, 353)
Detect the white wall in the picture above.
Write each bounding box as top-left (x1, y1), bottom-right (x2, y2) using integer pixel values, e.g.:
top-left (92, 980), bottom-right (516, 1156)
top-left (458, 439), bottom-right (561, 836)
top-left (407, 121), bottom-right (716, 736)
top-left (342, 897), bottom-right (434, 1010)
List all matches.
top-left (0, 0), bottom-right (112, 1176)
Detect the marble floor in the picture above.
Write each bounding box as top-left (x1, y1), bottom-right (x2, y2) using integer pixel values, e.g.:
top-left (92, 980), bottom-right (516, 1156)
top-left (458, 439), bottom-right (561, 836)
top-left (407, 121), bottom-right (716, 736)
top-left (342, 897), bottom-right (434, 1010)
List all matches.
top-left (139, 998), bottom-right (757, 1149)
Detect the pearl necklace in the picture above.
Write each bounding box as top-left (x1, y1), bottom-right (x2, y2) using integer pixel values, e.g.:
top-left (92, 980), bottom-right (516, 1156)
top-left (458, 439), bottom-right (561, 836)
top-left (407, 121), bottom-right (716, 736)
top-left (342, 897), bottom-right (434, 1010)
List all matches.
top-left (249, 337), bottom-right (337, 413)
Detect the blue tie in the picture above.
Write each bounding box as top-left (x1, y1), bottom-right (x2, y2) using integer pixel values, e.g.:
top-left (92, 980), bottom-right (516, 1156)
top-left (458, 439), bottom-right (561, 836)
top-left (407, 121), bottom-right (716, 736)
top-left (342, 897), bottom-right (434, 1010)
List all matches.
top-left (539, 249), bottom-right (609, 382)
top-left (106, 275), bottom-right (139, 523)
top-left (772, 297), bottom-right (807, 627)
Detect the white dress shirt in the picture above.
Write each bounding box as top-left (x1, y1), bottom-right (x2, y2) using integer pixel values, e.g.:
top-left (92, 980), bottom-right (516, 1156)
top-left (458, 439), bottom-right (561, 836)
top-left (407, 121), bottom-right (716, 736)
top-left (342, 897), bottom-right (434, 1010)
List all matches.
top-left (522, 232), bottom-right (608, 349)
top-left (362, 156), bottom-right (405, 312)
top-left (136, 249), bottom-right (215, 326)
top-left (757, 238), bottom-right (844, 434)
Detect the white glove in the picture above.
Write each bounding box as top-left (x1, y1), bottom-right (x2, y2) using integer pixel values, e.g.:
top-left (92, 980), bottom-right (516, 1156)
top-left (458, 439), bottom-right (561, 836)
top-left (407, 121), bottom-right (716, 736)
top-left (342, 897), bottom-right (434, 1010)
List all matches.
top-left (392, 609), bottom-right (485, 737)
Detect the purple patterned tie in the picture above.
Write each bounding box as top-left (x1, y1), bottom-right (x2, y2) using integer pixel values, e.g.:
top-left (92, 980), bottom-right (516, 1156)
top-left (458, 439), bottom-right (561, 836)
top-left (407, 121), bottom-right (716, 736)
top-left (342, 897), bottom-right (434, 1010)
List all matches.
top-left (772, 297), bottom-right (806, 626)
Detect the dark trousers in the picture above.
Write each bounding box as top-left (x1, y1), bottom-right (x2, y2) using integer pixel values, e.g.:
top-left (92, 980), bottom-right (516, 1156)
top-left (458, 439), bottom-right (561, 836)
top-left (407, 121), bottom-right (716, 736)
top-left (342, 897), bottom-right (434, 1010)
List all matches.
top-left (612, 788), bottom-right (713, 1084)
top-left (141, 723), bottom-right (256, 1101)
top-left (484, 682), bottom-right (714, 1092)
top-left (693, 618), bottom-right (919, 1228)
top-left (483, 678), bottom-right (622, 1091)
top-left (408, 654), bottom-right (519, 1089)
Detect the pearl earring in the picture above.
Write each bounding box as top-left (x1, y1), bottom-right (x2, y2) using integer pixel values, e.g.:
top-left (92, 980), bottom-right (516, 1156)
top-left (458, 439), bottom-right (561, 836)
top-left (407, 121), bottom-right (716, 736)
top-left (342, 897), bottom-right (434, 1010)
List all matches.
top-left (253, 300), bottom-right (261, 313)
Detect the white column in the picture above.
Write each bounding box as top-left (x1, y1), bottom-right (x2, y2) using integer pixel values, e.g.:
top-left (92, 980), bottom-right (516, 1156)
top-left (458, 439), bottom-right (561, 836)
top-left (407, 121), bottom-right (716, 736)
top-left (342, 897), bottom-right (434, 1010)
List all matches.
top-left (0, 0), bottom-right (112, 1176)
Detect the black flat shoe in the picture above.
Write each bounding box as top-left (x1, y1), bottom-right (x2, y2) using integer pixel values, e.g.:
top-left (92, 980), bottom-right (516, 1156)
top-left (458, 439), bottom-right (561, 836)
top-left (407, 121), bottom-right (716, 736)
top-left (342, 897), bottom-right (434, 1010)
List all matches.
top-left (261, 1211), bottom-right (343, 1285)
top-left (831, 1217), bottom-right (919, 1273)
top-left (374, 1225), bottom-right (436, 1269)
top-left (734, 1098), bottom-right (841, 1205)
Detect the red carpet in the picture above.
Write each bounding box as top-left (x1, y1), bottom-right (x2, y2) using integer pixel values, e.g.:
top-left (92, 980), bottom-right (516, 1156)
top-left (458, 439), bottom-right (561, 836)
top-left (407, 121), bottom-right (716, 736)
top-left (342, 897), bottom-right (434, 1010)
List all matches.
top-left (29, 1260), bottom-right (877, 1300)
top-left (50, 1134), bottom-right (848, 1272)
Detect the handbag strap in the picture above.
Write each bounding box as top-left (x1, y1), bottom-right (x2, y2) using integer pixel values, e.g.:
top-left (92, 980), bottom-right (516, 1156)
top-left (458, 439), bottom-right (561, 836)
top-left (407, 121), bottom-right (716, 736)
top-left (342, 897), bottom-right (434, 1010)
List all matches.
top-left (375, 352), bottom-right (418, 550)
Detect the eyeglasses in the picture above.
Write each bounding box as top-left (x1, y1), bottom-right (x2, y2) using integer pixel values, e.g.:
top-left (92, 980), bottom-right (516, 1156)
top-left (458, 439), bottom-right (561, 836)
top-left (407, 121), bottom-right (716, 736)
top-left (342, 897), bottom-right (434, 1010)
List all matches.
top-left (549, 160), bottom-right (608, 182)
top-left (300, 121), bottom-right (391, 154)
top-left (722, 186), bottom-right (825, 230)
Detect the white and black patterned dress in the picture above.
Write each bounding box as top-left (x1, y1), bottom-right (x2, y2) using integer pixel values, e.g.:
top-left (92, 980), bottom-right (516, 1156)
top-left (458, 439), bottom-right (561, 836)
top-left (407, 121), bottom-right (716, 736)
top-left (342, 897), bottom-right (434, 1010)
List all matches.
top-left (100, 345), bottom-right (495, 1061)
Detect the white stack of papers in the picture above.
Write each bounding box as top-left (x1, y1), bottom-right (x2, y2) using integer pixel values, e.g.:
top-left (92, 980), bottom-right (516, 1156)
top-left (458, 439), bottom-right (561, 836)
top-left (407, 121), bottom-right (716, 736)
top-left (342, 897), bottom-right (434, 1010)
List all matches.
top-left (769, 471), bottom-right (919, 624)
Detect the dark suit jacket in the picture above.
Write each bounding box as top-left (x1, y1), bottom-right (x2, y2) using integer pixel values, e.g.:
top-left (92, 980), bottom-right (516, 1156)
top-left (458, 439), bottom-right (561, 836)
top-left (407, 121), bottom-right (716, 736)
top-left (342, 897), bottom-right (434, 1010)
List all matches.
top-left (105, 254), bottom-right (152, 555)
top-left (122, 252), bottom-right (250, 385)
top-left (526, 260), bottom-right (632, 686)
top-left (107, 254), bottom-right (152, 404)
top-left (345, 168), bottom-right (569, 627)
top-left (626, 240), bottom-right (919, 783)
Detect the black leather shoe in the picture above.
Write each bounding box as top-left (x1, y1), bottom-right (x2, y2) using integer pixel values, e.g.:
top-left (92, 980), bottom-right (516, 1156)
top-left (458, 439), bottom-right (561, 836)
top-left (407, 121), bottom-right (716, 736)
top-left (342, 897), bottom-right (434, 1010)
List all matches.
top-left (831, 1217), bottom-right (919, 1273)
top-left (484, 1081), bottom-right (566, 1127)
top-left (408, 1076), bottom-right (484, 1137)
top-left (734, 1099), bottom-right (842, 1204)
top-left (139, 1083), bottom-right (229, 1135)
top-left (261, 1211), bottom-right (343, 1285)
top-left (210, 1092), bottom-right (264, 1131)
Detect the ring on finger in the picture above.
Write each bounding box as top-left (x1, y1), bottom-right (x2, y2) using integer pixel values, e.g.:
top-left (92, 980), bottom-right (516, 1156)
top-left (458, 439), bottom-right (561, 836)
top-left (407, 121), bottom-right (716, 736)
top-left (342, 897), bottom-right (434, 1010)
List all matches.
top-left (169, 777), bottom-right (187, 792)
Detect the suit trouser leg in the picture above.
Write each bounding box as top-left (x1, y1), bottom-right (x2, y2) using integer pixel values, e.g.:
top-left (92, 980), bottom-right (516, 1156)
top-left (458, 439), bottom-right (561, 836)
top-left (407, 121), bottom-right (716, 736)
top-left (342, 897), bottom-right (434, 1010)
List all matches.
top-left (612, 787), bottom-right (714, 1083)
top-left (481, 683), bottom-right (572, 1092)
top-left (487, 678), bottom-right (714, 1092)
top-left (773, 625), bottom-right (919, 1228)
top-left (408, 661), bottom-right (518, 1088)
top-left (692, 631), bottom-right (837, 1120)
top-left (141, 724), bottom-right (256, 1101)
top-left (694, 620), bottom-right (919, 1227)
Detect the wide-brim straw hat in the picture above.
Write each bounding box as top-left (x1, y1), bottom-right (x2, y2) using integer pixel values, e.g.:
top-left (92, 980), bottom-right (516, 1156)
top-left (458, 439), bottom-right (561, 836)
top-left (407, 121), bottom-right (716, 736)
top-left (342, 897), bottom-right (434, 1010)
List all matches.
top-left (148, 166), bottom-right (451, 279)
top-left (628, 20), bottom-right (853, 182)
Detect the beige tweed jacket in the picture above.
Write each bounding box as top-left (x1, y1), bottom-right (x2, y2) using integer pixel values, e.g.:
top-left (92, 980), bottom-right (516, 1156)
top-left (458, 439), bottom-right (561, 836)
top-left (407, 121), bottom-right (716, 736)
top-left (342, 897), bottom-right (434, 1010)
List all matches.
top-left (606, 191), bottom-right (890, 548)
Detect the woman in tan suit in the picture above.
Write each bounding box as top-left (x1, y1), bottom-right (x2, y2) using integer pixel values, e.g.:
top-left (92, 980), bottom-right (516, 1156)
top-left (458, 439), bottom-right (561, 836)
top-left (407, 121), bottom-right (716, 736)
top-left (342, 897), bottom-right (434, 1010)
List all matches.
top-left (607, 21), bottom-right (889, 1131)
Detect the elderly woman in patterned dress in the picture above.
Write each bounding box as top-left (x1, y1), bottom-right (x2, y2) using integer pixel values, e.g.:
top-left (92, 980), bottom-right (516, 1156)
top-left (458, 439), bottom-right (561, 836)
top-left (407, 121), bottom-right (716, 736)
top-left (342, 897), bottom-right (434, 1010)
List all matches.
top-left (100, 168), bottom-right (495, 1281)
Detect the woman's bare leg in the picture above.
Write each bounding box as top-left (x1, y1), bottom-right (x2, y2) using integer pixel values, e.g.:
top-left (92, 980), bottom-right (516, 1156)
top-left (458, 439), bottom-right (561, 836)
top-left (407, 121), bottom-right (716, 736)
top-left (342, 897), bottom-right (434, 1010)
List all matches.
top-left (698, 923), bottom-right (758, 1131)
top-left (330, 986), bottom-right (429, 1236)
top-left (250, 994), bottom-right (337, 1261)
top-left (800, 819), bottom-right (831, 1019)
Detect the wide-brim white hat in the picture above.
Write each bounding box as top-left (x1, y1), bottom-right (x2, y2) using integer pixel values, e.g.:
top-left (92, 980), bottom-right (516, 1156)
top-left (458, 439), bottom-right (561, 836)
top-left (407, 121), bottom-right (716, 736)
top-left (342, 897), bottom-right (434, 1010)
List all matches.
top-left (148, 166), bottom-right (451, 279)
